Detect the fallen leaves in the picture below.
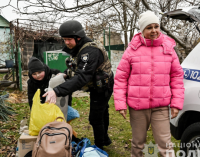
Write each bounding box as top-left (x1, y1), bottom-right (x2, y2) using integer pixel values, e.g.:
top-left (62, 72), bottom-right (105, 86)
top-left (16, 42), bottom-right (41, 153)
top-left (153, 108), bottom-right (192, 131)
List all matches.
top-left (6, 91), bottom-right (28, 104)
top-left (10, 126), bottom-right (17, 130)
top-left (0, 90), bottom-right (29, 156)
top-left (6, 93), bottom-right (21, 104)
top-left (0, 146), bottom-right (16, 157)
top-left (124, 143), bottom-right (129, 148)
top-left (1, 129), bottom-right (7, 133)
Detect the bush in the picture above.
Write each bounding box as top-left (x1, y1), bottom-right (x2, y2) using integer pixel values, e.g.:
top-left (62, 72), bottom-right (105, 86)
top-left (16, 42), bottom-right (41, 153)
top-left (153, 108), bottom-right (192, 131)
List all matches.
top-left (0, 91), bottom-right (15, 138)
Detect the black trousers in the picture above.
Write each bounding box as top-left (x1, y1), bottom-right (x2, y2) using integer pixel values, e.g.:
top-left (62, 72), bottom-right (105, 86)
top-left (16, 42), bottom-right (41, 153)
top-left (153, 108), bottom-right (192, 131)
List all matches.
top-left (89, 80), bottom-right (113, 146)
top-left (68, 93), bottom-right (72, 106)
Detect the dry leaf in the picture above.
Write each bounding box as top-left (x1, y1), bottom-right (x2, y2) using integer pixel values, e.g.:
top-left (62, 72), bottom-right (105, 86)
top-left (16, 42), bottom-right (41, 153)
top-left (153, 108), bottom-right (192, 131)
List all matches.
top-left (7, 152), bottom-right (12, 157)
top-left (1, 129), bottom-right (7, 133)
top-left (124, 144), bottom-right (129, 148)
top-left (0, 149), bottom-right (5, 153)
top-left (10, 126), bottom-right (17, 130)
top-left (148, 126), bottom-right (151, 130)
top-left (8, 135), bottom-right (15, 138)
top-left (1, 146), bottom-right (6, 150)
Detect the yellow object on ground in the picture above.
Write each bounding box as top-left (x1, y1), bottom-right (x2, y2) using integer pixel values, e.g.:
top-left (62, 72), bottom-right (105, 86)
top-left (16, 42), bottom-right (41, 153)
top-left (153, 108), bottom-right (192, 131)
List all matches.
top-left (29, 89), bottom-right (65, 136)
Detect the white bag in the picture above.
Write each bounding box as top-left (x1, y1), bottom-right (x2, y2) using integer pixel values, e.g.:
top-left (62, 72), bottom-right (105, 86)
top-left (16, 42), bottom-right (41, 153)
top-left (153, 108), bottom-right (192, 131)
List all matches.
top-left (46, 74), bottom-right (69, 121)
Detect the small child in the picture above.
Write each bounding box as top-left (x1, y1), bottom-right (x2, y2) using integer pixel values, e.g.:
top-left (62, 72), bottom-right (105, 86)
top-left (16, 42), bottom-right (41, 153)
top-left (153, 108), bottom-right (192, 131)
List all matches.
top-left (27, 57), bottom-right (60, 109)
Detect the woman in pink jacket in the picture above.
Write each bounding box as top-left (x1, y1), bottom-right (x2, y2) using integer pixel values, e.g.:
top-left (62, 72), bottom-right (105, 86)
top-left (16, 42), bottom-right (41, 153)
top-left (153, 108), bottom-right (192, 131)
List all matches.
top-left (114, 11), bottom-right (184, 157)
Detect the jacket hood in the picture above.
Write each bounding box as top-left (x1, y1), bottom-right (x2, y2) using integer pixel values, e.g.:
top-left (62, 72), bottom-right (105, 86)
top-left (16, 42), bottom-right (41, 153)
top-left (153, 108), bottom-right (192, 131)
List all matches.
top-left (129, 32), bottom-right (176, 55)
top-left (62, 36), bottom-right (92, 57)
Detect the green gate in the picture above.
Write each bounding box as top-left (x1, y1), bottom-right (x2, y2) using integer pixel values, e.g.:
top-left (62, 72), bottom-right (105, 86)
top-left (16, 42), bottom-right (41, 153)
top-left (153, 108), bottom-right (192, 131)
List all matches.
top-left (43, 50), bottom-right (70, 72)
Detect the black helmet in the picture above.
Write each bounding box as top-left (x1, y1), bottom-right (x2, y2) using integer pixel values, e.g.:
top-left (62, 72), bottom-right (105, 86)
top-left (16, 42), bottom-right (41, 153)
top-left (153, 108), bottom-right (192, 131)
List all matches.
top-left (59, 20), bottom-right (86, 38)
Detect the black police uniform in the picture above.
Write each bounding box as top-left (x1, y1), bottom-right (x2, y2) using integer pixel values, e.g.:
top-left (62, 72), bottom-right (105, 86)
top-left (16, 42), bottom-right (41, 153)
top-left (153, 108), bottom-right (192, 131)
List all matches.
top-left (53, 36), bottom-right (114, 148)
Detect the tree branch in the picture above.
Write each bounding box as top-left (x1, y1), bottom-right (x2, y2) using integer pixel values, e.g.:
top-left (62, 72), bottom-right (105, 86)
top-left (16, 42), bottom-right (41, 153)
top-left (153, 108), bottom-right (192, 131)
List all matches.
top-left (17, 0), bottom-right (105, 14)
top-left (120, 0), bottom-right (187, 49)
top-left (118, 0), bottom-right (140, 16)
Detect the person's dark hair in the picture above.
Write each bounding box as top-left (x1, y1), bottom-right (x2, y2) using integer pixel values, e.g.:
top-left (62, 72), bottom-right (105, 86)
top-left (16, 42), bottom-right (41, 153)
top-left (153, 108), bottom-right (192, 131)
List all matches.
top-left (59, 20), bottom-right (86, 38)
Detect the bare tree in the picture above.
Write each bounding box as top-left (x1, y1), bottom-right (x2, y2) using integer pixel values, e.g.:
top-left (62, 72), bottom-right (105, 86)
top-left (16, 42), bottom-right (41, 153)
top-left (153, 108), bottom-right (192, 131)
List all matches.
top-left (1, 0), bottom-right (200, 61)
top-left (72, 0), bottom-right (143, 48)
top-left (119, 0), bottom-right (200, 62)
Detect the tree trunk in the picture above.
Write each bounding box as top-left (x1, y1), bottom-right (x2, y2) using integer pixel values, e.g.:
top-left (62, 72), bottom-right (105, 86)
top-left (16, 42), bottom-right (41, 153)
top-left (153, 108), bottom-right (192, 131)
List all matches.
top-left (123, 3), bottom-right (128, 49)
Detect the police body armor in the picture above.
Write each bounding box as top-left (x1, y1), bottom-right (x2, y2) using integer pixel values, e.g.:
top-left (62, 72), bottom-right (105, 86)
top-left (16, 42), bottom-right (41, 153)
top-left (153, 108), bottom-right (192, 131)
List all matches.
top-left (66, 42), bottom-right (112, 92)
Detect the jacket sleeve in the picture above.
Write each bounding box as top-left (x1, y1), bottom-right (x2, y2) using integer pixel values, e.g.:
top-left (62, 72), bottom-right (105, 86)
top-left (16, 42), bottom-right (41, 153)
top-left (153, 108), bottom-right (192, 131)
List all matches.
top-left (27, 80), bottom-right (37, 110)
top-left (170, 50), bottom-right (185, 110)
top-left (53, 47), bottom-right (104, 97)
top-left (114, 49), bottom-right (131, 111)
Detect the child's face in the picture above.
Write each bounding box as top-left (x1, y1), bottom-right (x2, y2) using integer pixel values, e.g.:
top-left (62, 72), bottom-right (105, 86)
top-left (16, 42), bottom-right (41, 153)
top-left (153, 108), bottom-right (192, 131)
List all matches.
top-left (32, 71), bottom-right (45, 81)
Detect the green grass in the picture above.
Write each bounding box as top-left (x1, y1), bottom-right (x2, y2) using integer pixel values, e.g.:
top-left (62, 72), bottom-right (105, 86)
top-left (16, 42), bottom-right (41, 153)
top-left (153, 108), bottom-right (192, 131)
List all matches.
top-left (0, 102), bottom-right (30, 156)
top-left (0, 95), bottom-right (180, 156)
top-left (0, 73), bottom-right (4, 80)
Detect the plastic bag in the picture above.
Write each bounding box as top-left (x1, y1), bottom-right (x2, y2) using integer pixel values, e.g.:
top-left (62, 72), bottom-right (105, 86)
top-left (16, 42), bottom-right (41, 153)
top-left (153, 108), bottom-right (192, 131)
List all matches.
top-left (67, 106), bottom-right (80, 122)
top-left (72, 138), bottom-right (91, 157)
top-left (81, 145), bottom-right (108, 157)
top-left (46, 74), bottom-right (69, 121)
top-left (29, 89), bottom-right (65, 136)
top-left (19, 119), bottom-right (28, 134)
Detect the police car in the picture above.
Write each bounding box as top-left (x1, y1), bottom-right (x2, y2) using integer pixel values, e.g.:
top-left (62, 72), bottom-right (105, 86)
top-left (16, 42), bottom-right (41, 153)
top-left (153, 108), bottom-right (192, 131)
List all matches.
top-left (164, 6), bottom-right (200, 156)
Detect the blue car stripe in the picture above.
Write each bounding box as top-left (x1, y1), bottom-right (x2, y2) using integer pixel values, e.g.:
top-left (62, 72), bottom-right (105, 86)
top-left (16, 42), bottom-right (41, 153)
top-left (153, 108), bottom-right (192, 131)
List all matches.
top-left (183, 68), bottom-right (200, 82)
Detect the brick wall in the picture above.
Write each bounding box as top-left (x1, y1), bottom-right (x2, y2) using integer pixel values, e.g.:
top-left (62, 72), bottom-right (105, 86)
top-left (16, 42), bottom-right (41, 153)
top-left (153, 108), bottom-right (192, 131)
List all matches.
top-left (21, 39), bottom-right (34, 70)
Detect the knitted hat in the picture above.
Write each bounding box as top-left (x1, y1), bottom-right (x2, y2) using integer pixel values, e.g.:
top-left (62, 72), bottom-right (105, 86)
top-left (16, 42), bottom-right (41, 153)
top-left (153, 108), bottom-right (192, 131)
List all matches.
top-left (138, 11), bottom-right (160, 33)
top-left (28, 57), bottom-right (45, 75)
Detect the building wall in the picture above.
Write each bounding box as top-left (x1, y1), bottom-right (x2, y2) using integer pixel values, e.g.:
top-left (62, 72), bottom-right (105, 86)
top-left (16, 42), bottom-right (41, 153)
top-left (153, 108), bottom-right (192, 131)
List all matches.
top-left (88, 30), bottom-right (124, 75)
top-left (21, 39), bottom-right (34, 70)
top-left (89, 31), bottom-right (124, 46)
top-left (0, 27), bottom-right (10, 65)
top-left (104, 33), bottom-right (124, 46)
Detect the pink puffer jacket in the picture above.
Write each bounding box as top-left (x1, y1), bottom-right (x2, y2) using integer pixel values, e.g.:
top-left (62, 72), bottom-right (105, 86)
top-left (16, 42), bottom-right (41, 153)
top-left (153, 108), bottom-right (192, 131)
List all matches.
top-left (114, 32), bottom-right (184, 111)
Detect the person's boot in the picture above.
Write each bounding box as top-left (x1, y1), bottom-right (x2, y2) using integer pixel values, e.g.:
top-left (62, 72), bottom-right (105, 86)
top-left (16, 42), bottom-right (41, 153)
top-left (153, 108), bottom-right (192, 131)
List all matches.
top-left (104, 135), bottom-right (112, 146)
top-left (104, 112), bottom-right (112, 146)
top-left (92, 125), bottom-right (105, 150)
top-left (104, 125), bottom-right (112, 146)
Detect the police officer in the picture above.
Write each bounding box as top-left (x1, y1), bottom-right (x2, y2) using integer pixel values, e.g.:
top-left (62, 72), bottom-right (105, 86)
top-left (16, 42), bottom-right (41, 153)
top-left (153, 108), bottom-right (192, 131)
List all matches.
top-left (43, 20), bottom-right (114, 149)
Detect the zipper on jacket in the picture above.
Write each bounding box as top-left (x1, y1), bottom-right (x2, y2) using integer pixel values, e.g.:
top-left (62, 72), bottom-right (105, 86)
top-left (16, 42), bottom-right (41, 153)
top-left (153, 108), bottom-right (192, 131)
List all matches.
top-left (150, 45), bottom-right (154, 108)
top-left (151, 40), bottom-right (153, 46)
